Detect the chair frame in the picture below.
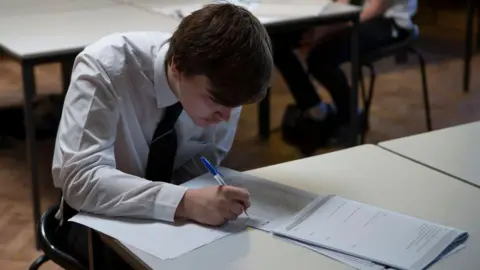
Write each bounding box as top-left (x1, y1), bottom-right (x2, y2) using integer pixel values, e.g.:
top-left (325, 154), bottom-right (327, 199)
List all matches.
top-left (359, 42), bottom-right (432, 143)
top-left (29, 205), bottom-right (88, 270)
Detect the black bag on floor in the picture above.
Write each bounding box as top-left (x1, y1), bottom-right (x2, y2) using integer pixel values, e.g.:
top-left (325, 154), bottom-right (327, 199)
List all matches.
top-left (280, 103), bottom-right (341, 156)
top-left (280, 104), bottom-right (324, 156)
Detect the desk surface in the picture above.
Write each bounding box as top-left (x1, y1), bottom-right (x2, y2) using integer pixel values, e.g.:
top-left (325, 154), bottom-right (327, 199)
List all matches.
top-left (134, 0), bottom-right (359, 26)
top-left (112, 145), bottom-right (480, 270)
top-left (0, 5), bottom-right (179, 59)
top-left (379, 121), bottom-right (480, 189)
top-left (0, 0), bottom-right (116, 17)
top-left (0, 0), bottom-right (358, 59)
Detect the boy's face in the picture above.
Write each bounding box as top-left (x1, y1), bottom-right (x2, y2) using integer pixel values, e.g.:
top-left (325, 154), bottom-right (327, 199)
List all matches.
top-left (170, 65), bottom-right (234, 127)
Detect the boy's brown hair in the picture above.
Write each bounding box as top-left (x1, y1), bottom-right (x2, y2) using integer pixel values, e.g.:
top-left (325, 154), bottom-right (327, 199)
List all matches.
top-left (166, 3), bottom-right (273, 107)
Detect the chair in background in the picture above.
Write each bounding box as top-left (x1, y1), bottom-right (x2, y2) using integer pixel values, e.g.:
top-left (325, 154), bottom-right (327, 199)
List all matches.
top-left (29, 205), bottom-right (88, 270)
top-left (359, 26), bottom-right (432, 143)
top-left (464, 0), bottom-right (479, 92)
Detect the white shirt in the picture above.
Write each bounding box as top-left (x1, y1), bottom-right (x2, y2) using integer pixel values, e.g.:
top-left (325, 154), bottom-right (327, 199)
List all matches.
top-left (52, 31), bottom-right (242, 223)
top-left (364, 0), bottom-right (418, 29)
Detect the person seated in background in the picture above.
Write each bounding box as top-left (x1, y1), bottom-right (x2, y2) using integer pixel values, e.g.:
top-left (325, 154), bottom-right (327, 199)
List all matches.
top-left (52, 3), bottom-right (273, 268)
top-left (272, 0), bottom-right (417, 154)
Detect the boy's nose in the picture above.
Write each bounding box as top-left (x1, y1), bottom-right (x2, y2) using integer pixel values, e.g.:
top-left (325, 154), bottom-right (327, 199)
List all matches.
top-left (213, 108), bottom-right (231, 122)
top-left (220, 108), bottom-right (231, 121)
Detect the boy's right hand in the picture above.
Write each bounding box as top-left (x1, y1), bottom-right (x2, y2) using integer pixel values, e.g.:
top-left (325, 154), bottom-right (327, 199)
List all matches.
top-left (175, 186), bottom-right (251, 226)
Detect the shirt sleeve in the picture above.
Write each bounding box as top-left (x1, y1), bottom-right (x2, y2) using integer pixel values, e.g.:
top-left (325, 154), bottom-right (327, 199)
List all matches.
top-left (52, 51), bottom-right (187, 222)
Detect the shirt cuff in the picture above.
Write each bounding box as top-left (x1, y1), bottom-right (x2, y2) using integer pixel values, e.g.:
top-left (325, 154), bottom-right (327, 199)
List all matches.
top-left (153, 184), bottom-right (188, 222)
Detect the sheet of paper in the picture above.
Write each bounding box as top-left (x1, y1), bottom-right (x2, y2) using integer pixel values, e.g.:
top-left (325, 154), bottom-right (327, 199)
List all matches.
top-left (181, 168), bottom-right (319, 231)
top-left (248, 2), bottom-right (330, 18)
top-left (152, 1), bottom-right (330, 24)
top-left (69, 212), bottom-right (248, 260)
top-left (272, 196), bottom-right (468, 270)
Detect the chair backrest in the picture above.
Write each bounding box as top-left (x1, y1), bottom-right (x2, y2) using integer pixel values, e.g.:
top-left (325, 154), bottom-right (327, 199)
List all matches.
top-left (38, 205), bottom-right (88, 270)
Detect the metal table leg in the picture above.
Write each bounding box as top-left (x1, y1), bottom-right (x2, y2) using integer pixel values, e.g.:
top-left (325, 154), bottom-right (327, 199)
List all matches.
top-left (258, 87), bottom-right (271, 139)
top-left (464, 0), bottom-right (474, 93)
top-left (21, 59), bottom-right (41, 249)
top-left (88, 229), bottom-right (104, 270)
top-left (349, 17), bottom-right (361, 146)
top-left (61, 58), bottom-right (74, 93)
top-left (477, 7), bottom-right (480, 52)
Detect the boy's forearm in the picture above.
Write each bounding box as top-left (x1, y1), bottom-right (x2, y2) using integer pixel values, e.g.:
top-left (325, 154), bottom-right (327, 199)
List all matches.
top-left (335, 0), bottom-right (388, 22)
top-left (359, 0), bottom-right (388, 22)
top-left (59, 163), bottom-right (187, 222)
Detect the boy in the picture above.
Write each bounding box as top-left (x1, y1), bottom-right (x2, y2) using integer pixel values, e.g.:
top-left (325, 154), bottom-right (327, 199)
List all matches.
top-left (274, 0), bottom-right (417, 153)
top-left (52, 3), bottom-right (273, 268)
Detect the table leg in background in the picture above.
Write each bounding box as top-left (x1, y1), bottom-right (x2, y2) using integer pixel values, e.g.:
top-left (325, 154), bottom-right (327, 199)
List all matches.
top-left (88, 229), bottom-right (104, 270)
top-left (349, 17), bottom-right (360, 146)
top-left (21, 59), bottom-right (41, 249)
top-left (61, 58), bottom-right (75, 93)
top-left (464, 0), bottom-right (474, 93)
top-left (258, 87), bottom-right (271, 139)
top-left (476, 7), bottom-right (480, 51)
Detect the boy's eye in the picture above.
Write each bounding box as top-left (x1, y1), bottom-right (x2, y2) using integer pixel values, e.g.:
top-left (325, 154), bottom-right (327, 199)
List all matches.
top-left (205, 93), bottom-right (219, 105)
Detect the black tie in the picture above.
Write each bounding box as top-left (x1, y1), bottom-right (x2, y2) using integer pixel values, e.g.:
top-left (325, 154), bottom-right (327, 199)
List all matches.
top-left (145, 102), bottom-right (183, 182)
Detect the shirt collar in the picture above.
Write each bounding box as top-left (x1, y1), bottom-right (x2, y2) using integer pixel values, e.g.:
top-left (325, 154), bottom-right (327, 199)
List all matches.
top-left (153, 41), bottom-right (178, 108)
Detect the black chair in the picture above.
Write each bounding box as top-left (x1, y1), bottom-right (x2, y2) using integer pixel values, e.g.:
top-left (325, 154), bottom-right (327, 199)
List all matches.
top-left (358, 26), bottom-right (432, 143)
top-left (29, 205), bottom-right (88, 270)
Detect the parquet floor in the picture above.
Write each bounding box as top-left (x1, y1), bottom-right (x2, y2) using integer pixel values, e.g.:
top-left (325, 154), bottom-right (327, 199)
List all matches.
top-left (1, 7), bottom-right (479, 270)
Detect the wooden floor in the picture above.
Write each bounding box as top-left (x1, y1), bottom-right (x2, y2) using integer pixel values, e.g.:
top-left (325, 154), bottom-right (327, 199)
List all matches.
top-left (1, 8), bottom-right (480, 270)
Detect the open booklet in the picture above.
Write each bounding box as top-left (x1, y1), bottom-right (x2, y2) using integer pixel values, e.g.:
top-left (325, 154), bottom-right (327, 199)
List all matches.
top-left (271, 195), bottom-right (469, 270)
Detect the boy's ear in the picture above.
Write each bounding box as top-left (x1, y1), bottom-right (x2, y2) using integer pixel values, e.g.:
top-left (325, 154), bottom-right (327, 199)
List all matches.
top-left (169, 59), bottom-right (181, 79)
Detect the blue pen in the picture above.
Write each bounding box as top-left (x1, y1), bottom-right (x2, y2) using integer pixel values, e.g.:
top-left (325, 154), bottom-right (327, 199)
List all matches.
top-left (200, 157), bottom-right (226, 185)
top-left (200, 157), bottom-right (249, 217)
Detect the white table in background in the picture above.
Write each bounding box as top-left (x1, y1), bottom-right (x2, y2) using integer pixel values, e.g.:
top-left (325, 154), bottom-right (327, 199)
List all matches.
top-left (103, 145), bottom-right (480, 270)
top-left (0, 4), bottom-right (179, 59)
top-left (379, 121), bottom-right (480, 189)
top-left (0, 4), bottom-right (179, 247)
top-left (0, 0), bottom-right (116, 17)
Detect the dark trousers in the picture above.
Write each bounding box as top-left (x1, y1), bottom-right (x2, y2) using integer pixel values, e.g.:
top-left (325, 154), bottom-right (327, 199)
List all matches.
top-left (272, 17), bottom-right (409, 124)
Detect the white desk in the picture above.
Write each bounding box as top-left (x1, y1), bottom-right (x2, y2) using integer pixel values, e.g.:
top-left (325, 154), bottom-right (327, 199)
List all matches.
top-left (0, 0), bottom-right (116, 18)
top-left (132, 0), bottom-right (359, 33)
top-left (132, 0), bottom-right (358, 25)
top-left (0, 5), bottom-right (179, 59)
top-left (379, 121), bottom-right (480, 189)
top-left (110, 145), bottom-right (480, 270)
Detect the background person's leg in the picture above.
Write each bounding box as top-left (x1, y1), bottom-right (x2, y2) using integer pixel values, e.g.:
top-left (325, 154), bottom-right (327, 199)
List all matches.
top-left (271, 32), bottom-right (337, 153)
top-left (307, 17), bottom-right (405, 126)
top-left (271, 32), bottom-right (322, 111)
